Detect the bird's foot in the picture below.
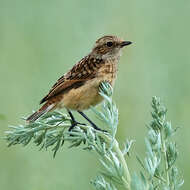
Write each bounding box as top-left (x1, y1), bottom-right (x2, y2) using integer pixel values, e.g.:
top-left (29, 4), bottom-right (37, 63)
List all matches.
top-left (68, 121), bottom-right (86, 131)
top-left (94, 128), bottom-right (108, 133)
top-left (77, 111), bottom-right (107, 133)
top-left (90, 123), bottom-right (108, 133)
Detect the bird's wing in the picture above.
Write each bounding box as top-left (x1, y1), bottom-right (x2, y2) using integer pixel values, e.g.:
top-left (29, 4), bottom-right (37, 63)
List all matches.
top-left (40, 56), bottom-right (103, 104)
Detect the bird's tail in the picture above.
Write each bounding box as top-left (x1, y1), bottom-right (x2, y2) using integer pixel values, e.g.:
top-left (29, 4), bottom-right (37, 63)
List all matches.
top-left (26, 103), bottom-right (56, 122)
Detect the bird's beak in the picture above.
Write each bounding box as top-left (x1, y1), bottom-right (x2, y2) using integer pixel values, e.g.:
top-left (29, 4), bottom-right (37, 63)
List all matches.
top-left (120, 41), bottom-right (132, 47)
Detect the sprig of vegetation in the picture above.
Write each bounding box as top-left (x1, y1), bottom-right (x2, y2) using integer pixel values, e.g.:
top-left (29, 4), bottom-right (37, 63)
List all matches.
top-left (133, 97), bottom-right (184, 190)
top-left (5, 82), bottom-right (132, 189)
top-left (4, 83), bottom-right (183, 190)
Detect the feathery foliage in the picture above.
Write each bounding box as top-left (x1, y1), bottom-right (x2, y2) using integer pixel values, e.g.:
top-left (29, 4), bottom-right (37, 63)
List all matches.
top-left (5, 82), bottom-right (183, 190)
top-left (133, 97), bottom-right (184, 190)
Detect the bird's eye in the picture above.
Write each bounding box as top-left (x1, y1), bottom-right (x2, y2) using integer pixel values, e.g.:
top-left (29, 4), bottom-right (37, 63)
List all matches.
top-left (106, 41), bottom-right (113, 47)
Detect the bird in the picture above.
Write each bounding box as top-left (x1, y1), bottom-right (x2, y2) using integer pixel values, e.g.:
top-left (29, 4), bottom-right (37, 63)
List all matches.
top-left (26, 35), bottom-right (132, 131)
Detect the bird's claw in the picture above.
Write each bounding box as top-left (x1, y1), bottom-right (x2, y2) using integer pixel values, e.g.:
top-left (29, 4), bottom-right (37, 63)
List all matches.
top-left (68, 121), bottom-right (86, 131)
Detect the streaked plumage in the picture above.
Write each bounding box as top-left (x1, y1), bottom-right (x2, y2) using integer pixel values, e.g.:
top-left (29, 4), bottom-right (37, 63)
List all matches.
top-left (27, 35), bottom-right (132, 123)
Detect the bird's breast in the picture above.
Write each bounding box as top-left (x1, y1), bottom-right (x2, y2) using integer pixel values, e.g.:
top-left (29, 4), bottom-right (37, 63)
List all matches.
top-left (59, 61), bottom-right (118, 111)
top-left (60, 78), bottom-right (103, 110)
top-left (97, 60), bottom-right (118, 85)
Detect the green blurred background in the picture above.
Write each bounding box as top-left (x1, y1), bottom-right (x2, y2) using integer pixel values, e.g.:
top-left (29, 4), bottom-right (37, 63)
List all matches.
top-left (0, 0), bottom-right (189, 189)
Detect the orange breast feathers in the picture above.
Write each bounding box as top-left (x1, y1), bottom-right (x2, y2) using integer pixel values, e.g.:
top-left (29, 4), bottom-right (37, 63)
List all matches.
top-left (59, 61), bottom-right (118, 111)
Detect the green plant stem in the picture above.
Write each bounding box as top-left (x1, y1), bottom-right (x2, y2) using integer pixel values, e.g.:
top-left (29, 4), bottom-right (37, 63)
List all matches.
top-left (161, 131), bottom-right (170, 187)
top-left (80, 125), bottom-right (131, 189)
top-left (96, 131), bottom-right (131, 189)
top-left (113, 139), bottom-right (131, 189)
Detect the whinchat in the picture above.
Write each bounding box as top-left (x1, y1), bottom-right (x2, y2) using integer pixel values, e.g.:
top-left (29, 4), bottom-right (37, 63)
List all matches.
top-left (27, 35), bottom-right (132, 131)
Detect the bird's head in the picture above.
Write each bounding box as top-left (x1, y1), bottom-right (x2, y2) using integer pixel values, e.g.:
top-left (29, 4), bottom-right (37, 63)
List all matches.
top-left (91, 35), bottom-right (132, 59)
